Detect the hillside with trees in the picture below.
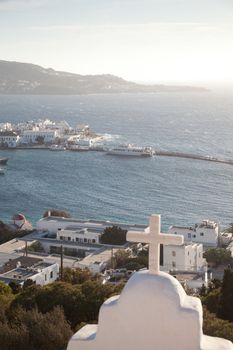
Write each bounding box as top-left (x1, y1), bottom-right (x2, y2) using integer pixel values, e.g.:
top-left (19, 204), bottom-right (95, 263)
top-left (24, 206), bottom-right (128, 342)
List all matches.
top-left (1, 267), bottom-right (233, 349)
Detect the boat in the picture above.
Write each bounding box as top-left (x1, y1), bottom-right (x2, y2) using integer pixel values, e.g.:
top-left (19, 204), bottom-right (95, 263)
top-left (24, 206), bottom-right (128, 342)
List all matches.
top-left (69, 145), bottom-right (89, 152)
top-left (0, 167), bottom-right (5, 175)
top-left (0, 158), bottom-right (8, 165)
top-left (106, 144), bottom-right (153, 157)
top-left (49, 144), bottom-right (66, 151)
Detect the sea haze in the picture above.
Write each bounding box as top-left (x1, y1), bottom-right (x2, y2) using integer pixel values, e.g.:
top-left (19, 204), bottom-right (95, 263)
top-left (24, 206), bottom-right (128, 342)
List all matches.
top-left (0, 91), bottom-right (233, 229)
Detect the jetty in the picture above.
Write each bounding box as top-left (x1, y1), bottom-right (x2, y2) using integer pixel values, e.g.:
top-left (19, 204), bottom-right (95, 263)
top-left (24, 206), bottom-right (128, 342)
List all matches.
top-left (154, 150), bottom-right (233, 166)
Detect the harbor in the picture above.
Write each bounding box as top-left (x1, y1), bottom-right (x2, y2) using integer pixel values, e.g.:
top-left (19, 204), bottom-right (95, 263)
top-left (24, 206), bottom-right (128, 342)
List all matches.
top-left (2, 118), bottom-right (233, 166)
top-left (2, 143), bottom-right (233, 167)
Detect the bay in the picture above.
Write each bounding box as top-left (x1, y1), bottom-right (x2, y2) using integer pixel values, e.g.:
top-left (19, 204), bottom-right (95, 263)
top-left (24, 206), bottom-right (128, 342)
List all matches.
top-left (0, 91), bottom-right (233, 229)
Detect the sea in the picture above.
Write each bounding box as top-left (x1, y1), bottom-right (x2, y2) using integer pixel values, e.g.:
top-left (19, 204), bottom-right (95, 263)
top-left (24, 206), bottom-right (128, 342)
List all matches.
top-left (0, 91), bottom-right (233, 230)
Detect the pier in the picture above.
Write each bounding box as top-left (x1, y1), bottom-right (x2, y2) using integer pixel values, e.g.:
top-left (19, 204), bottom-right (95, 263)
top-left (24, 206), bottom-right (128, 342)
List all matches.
top-left (153, 150), bottom-right (233, 166)
top-left (1, 145), bottom-right (233, 166)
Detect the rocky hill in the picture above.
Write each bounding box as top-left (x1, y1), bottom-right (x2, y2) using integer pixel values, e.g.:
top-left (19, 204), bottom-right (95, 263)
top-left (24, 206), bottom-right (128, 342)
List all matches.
top-left (0, 60), bottom-right (207, 95)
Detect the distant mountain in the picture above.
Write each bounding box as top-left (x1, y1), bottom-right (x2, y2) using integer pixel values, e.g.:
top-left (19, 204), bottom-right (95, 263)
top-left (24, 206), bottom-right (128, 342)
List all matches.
top-left (0, 60), bottom-right (207, 95)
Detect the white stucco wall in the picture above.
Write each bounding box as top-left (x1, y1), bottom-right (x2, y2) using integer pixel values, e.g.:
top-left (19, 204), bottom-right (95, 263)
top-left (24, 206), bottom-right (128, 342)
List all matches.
top-left (67, 270), bottom-right (232, 350)
top-left (21, 130), bottom-right (57, 144)
top-left (57, 229), bottom-right (100, 244)
top-left (30, 263), bottom-right (59, 285)
top-left (163, 243), bottom-right (204, 271)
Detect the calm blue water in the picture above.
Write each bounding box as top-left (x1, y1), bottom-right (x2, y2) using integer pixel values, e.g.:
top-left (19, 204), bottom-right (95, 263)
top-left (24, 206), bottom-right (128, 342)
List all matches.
top-left (1, 92), bottom-right (233, 229)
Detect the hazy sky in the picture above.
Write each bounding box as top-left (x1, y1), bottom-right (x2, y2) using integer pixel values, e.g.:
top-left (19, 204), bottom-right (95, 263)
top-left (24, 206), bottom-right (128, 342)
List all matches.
top-left (0, 0), bottom-right (233, 84)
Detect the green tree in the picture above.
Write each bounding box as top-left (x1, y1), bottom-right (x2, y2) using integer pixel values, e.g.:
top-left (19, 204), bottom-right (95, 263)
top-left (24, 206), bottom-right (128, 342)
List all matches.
top-left (0, 282), bottom-right (14, 313)
top-left (204, 248), bottom-right (233, 267)
top-left (218, 268), bottom-right (233, 322)
top-left (28, 241), bottom-right (45, 253)
top-left (0, 307), bottom-right (72, 350)
top-left (11, 279), bottom-right (122, 329)
top-left (100, 226), bottom-right (127, 245)
top-left (203, 307), bottom-right (233, 343)
top-left (114, 249), bottom-right (131, 267)
top-left (62, 267), bottom-right (99, 284)
top-left (8, 281), bottom-right (21, 295)
top-left (202, 288), bottom-right (221, 314)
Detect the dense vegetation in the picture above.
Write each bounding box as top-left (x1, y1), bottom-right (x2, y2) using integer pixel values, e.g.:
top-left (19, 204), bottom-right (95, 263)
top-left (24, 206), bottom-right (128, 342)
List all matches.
top-left (1, 265), bottom-right (233, 349)
top-left (100, 226), bottom-right (127, 245)
top-left (113, 249), bottom-right (148, 270)
top-left (204, 248), bottom-right (233, 267)
top-left (200, 268), bottom-right (233, 342)
top-left (0, 268), bottom-right (122, 350)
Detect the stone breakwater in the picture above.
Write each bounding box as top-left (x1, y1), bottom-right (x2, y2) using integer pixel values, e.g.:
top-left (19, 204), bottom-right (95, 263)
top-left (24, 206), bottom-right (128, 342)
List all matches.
top-left (153, 150), bottom-right (233, 166)
top-left (1, 145), bottom-right (233, 166)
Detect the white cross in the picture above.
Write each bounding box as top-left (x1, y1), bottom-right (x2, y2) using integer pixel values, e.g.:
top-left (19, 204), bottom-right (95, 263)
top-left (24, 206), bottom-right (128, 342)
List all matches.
top-left (127, 214), bottom-right (184, 274)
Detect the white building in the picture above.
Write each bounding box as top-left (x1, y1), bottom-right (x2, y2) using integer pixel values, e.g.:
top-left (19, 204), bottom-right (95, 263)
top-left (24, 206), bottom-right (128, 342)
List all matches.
top-left (36, 215), bottom-right (146, 235)
top-left (0, 122), bottom-right (13, 131)
top-left (0, 258), bottom-right (59, 286)
top-left (36, 216), bottom-right (146, 259)
top-left (168, 220), bottom-right (219, 247)
top-left (162, 243), bottom-right (205, 272)
top-left (57, 227), bottom-right (101, 245)
top-left (21, 129), bottom-right (57, 144)
top-left (0, 131), bottom-right (20, 147)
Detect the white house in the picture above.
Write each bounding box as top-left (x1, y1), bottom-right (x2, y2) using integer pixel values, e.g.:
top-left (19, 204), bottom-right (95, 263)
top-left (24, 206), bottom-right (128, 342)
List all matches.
top-left (162, 243), bottom-right (205, 272)
top-left (0, 259), bottom-right (59, 286)
top-left (0, 131), bottom-right (20, 147)
top-left (168, 220), bottom-right (219, 247)
top-left (21, 129), bottom-right (57, 144)
top-left (57, 227), bottom-right (101, 245)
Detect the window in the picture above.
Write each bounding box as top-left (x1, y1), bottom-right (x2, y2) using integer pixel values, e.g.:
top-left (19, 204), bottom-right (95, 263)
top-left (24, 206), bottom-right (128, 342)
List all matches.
top-left (45, 274), bottom-right (47, 281)
top-left (188, 233), bottom-right (191, 239)
top-left (200, 232), bottom-right (204, 236)
top-left (67, 237), bottom-right (71, 241)
top-left (60, 236), bottom-right (63, 240)
top-left (92, 239), bottom-right (96, 243)
top-left (84, 238), bottom-right (87, 243)
top-left (174, 232), bottom-right (177, 235)
top-left (50, 271), bottom-right (53, 279)
top-left (172, 261), bottom-right (176, 268)
top-left (193, 234), bottom-right (196, 238)
top-left (76, 237), bottom-right (79, 242)
top-left (172, 251), bottom-right (176, 257)
top-left (188, 251), bottom-right (189, 256)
